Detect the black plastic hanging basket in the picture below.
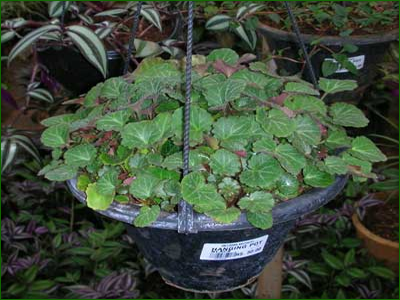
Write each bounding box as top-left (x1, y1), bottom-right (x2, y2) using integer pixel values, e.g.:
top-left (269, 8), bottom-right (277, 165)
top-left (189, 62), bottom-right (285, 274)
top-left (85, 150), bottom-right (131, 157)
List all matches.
top-left (67, 176), bottom-right (346, 292)
top-left (66, 1), bottom-right (349, 293)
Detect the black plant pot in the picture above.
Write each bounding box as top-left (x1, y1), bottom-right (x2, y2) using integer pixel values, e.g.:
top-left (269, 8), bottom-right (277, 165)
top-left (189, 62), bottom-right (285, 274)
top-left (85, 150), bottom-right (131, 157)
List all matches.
top-left (67, 176), bottom-right (347, 292)
top-left (38, 46), bottom-right (124, 96)
top-left (258, 24), bottom-right (398, 103)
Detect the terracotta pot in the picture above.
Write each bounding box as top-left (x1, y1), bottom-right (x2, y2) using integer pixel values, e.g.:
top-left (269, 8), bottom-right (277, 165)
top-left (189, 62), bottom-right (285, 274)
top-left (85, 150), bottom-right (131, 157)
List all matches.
top-left (352, 213), bottom-right (399, 272)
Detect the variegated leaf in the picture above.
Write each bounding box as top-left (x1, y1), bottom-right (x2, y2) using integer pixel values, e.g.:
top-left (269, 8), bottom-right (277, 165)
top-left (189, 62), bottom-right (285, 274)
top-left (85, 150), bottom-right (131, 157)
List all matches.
top-left (1, 139), bottom-right (17, 174)
top-left (78, 14), bottom-right (94, 25)
top-left (140, 7), bottom-right (162, 31)
top-left (48, 1), bottom-right (72, 17)
top-left (1, 31), bottom-right (16, 44)
top-left (236, 3), bottom-right (264, 19)
top-left (27, 88), bottom-right (54, 103)
top-left (134, 39), bottom-right (163, 58)
top-left (95, 9), bottom-right (128, 17)
top-left (234, 24), bottom-right (257, 50)
top-left (8, 25), bottom-right (61, 65)
top-left (12, 135), bottom-right (41, 164)
top-left (66, 25), bottom-right (108, 78)
top-left (205, 15), bottom-right (232, 30)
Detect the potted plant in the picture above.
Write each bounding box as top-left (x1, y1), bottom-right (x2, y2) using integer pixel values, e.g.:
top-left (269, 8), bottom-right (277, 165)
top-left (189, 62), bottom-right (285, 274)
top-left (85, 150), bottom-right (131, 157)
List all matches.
top-left (352, 190), bottom-right (399, 273)
top-left (255, 1), bottom-right (399, 101)
top-left (39, 49), bottom-right (386, 292)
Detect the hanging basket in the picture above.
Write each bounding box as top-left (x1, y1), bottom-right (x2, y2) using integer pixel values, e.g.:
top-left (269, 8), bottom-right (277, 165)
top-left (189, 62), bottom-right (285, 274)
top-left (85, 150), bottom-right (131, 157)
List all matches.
top-left (257, 23), bottom-right (398, 103)
top-left (67, 176), bottom-right (347, 292)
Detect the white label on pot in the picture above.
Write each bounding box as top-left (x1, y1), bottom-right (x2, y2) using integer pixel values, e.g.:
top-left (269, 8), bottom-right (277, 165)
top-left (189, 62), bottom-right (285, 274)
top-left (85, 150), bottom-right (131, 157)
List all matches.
top-left (199, 235), bottom-right (269, 261)
top-left (324, 55), bottom-right (365, 73)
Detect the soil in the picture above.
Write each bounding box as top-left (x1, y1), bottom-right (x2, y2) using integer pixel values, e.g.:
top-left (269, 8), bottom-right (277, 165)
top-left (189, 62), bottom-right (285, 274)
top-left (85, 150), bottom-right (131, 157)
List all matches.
top-left (364, 201), bottom-right (399, 242)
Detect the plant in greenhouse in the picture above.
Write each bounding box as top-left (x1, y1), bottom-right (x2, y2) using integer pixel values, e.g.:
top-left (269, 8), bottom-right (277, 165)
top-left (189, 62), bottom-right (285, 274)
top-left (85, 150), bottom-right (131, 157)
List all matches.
top-left (39, 48), bottom-right (386, 229)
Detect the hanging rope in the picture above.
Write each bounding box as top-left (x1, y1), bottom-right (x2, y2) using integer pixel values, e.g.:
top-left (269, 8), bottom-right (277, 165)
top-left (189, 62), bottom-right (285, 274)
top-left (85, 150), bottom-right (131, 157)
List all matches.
top-left (284, 2), bottom-right (319, 90)
top-left (60, 1), bottom-right (67, 30)
top-left (123, 1), bottom-right (143, 75)
top-left (178, 1), bottom-right (196, 234)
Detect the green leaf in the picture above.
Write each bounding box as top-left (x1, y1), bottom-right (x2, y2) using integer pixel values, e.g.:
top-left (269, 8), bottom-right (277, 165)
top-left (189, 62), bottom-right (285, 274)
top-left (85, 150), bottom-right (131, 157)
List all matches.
top-left (213, 116), bottom-right (253, 150)
top-left (350, 136), bottom-right (387, 162)
top-left (29, 280), bottom-right (55, 291)
top-left (200, 74), bottom-right (246, 107)
top-left (346, 268), bottom-right (367, 279)
top-left (284, 95), bottom-right (327, 116)
top-left (322, 251), bottom-right (344, 270)
top-left (100, 77), bottom-right (128, 100)
top-left (293, 115), bottom-right (321, 146)
top-left (40, 124), bottom-right (69, 148)
top-left (303, 165), bottom-right (334, 188)
top-left (205, 15), bottom-right (232, 30)
top-left (45, 164), bottom-right (77, 181)
top-left (181, 172), bottom-right (225, 211)
top-left (253, 136), bottom-right (276, 152)
top-left (368, 266), bottom-right (395, 279)
top-left (322, 60), bottom-right (339, 77)
top-left (41, 114), bottom-right (78, 127)
top-left (276, 173), bottom-right (299, 198)
top-left (246, 211), bottom-right (273, 229)
top-left (97, 167), bottom-right (120, 195)
top-left (86, 183), bottom-right (114, 210)
top-left (342, 153), bottom-right (372, 177)
top-left (64, 144), bottom-right (97, 167)
top-left (335, 273), bottom-right (351, 287)
top-left (284, 82), bottom-right (320, 96)
top-left (275, 143), bottom-right (306, 175)
top-left (66, 25), bottom-right (108, 78)
top-left (96, 110), bottom-right (131, 132)
top-left (319, 78), bottom-right (357, 94)
top-left (172, 106), bottom-right (212, 146)
top-left (324, 156), bottom-right (348, 175)
top-left (238, 191), bottom-right (274, 213)
top-left (329, 102), bottom-right (369, 128)
top-left (129, 174), bottom-right (160, 200)
top-left (344, 248), bottom-right (355, 267)
top-left (144, 167), bottom-right (180, 181)
top-left (206, 207), bottom-right (241, 224)
top-left (134, 205), bottom-right (160, 227)
top-left (325, 129), bottom-right (352, 148)
top-left (230, 69), bottom-right (282, 100)
top-left (84, 83), bottom-right (102, 107)
top-left (256, 108), bottom-right (296, 138)
top-left (240, 154), bottom-right (283, 189)
top-left (207, 48), bottom-right (239, 65)
top-left (24, 266), bottom-right (39, 283)
top-left (8, 25), bottom-right (61, 65)
top-left (134, 39), bottom-right (163, 58)
top-left (121, 114), bottom-right (170, 149)
top-left (77, 174), bottom-right (91, 191)
top-left (209, 149), bottom-right (241, 176)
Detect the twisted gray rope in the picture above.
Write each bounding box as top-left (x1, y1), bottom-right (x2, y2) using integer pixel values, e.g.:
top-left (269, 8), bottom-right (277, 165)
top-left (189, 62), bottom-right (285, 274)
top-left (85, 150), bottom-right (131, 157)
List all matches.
top-left (284, 1), bottom-right (319, 90)
top-left (178, 1), bottom-right (196, 234)
top-left (123, 1), bottom-right (143, 75)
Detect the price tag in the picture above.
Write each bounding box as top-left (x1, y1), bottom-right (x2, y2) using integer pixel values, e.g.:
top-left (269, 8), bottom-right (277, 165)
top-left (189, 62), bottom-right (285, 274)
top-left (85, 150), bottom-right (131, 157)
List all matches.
top-left (199, 235), bottom-right (269, 261)
top-left (324, 55), bottom-right (365, 73)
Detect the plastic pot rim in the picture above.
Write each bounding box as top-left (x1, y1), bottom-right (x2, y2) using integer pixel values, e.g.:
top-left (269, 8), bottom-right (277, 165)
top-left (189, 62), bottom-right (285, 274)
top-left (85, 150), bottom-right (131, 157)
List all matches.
top-left (257, 23), bottom-right (399, 46)
top-left (67, 175), bottom-right (347, 232)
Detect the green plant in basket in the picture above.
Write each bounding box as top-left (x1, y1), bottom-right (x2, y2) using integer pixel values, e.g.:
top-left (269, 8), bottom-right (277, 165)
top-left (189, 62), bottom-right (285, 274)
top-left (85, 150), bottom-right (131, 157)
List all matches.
top-left (39, 48), bottom-right (386, 229)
